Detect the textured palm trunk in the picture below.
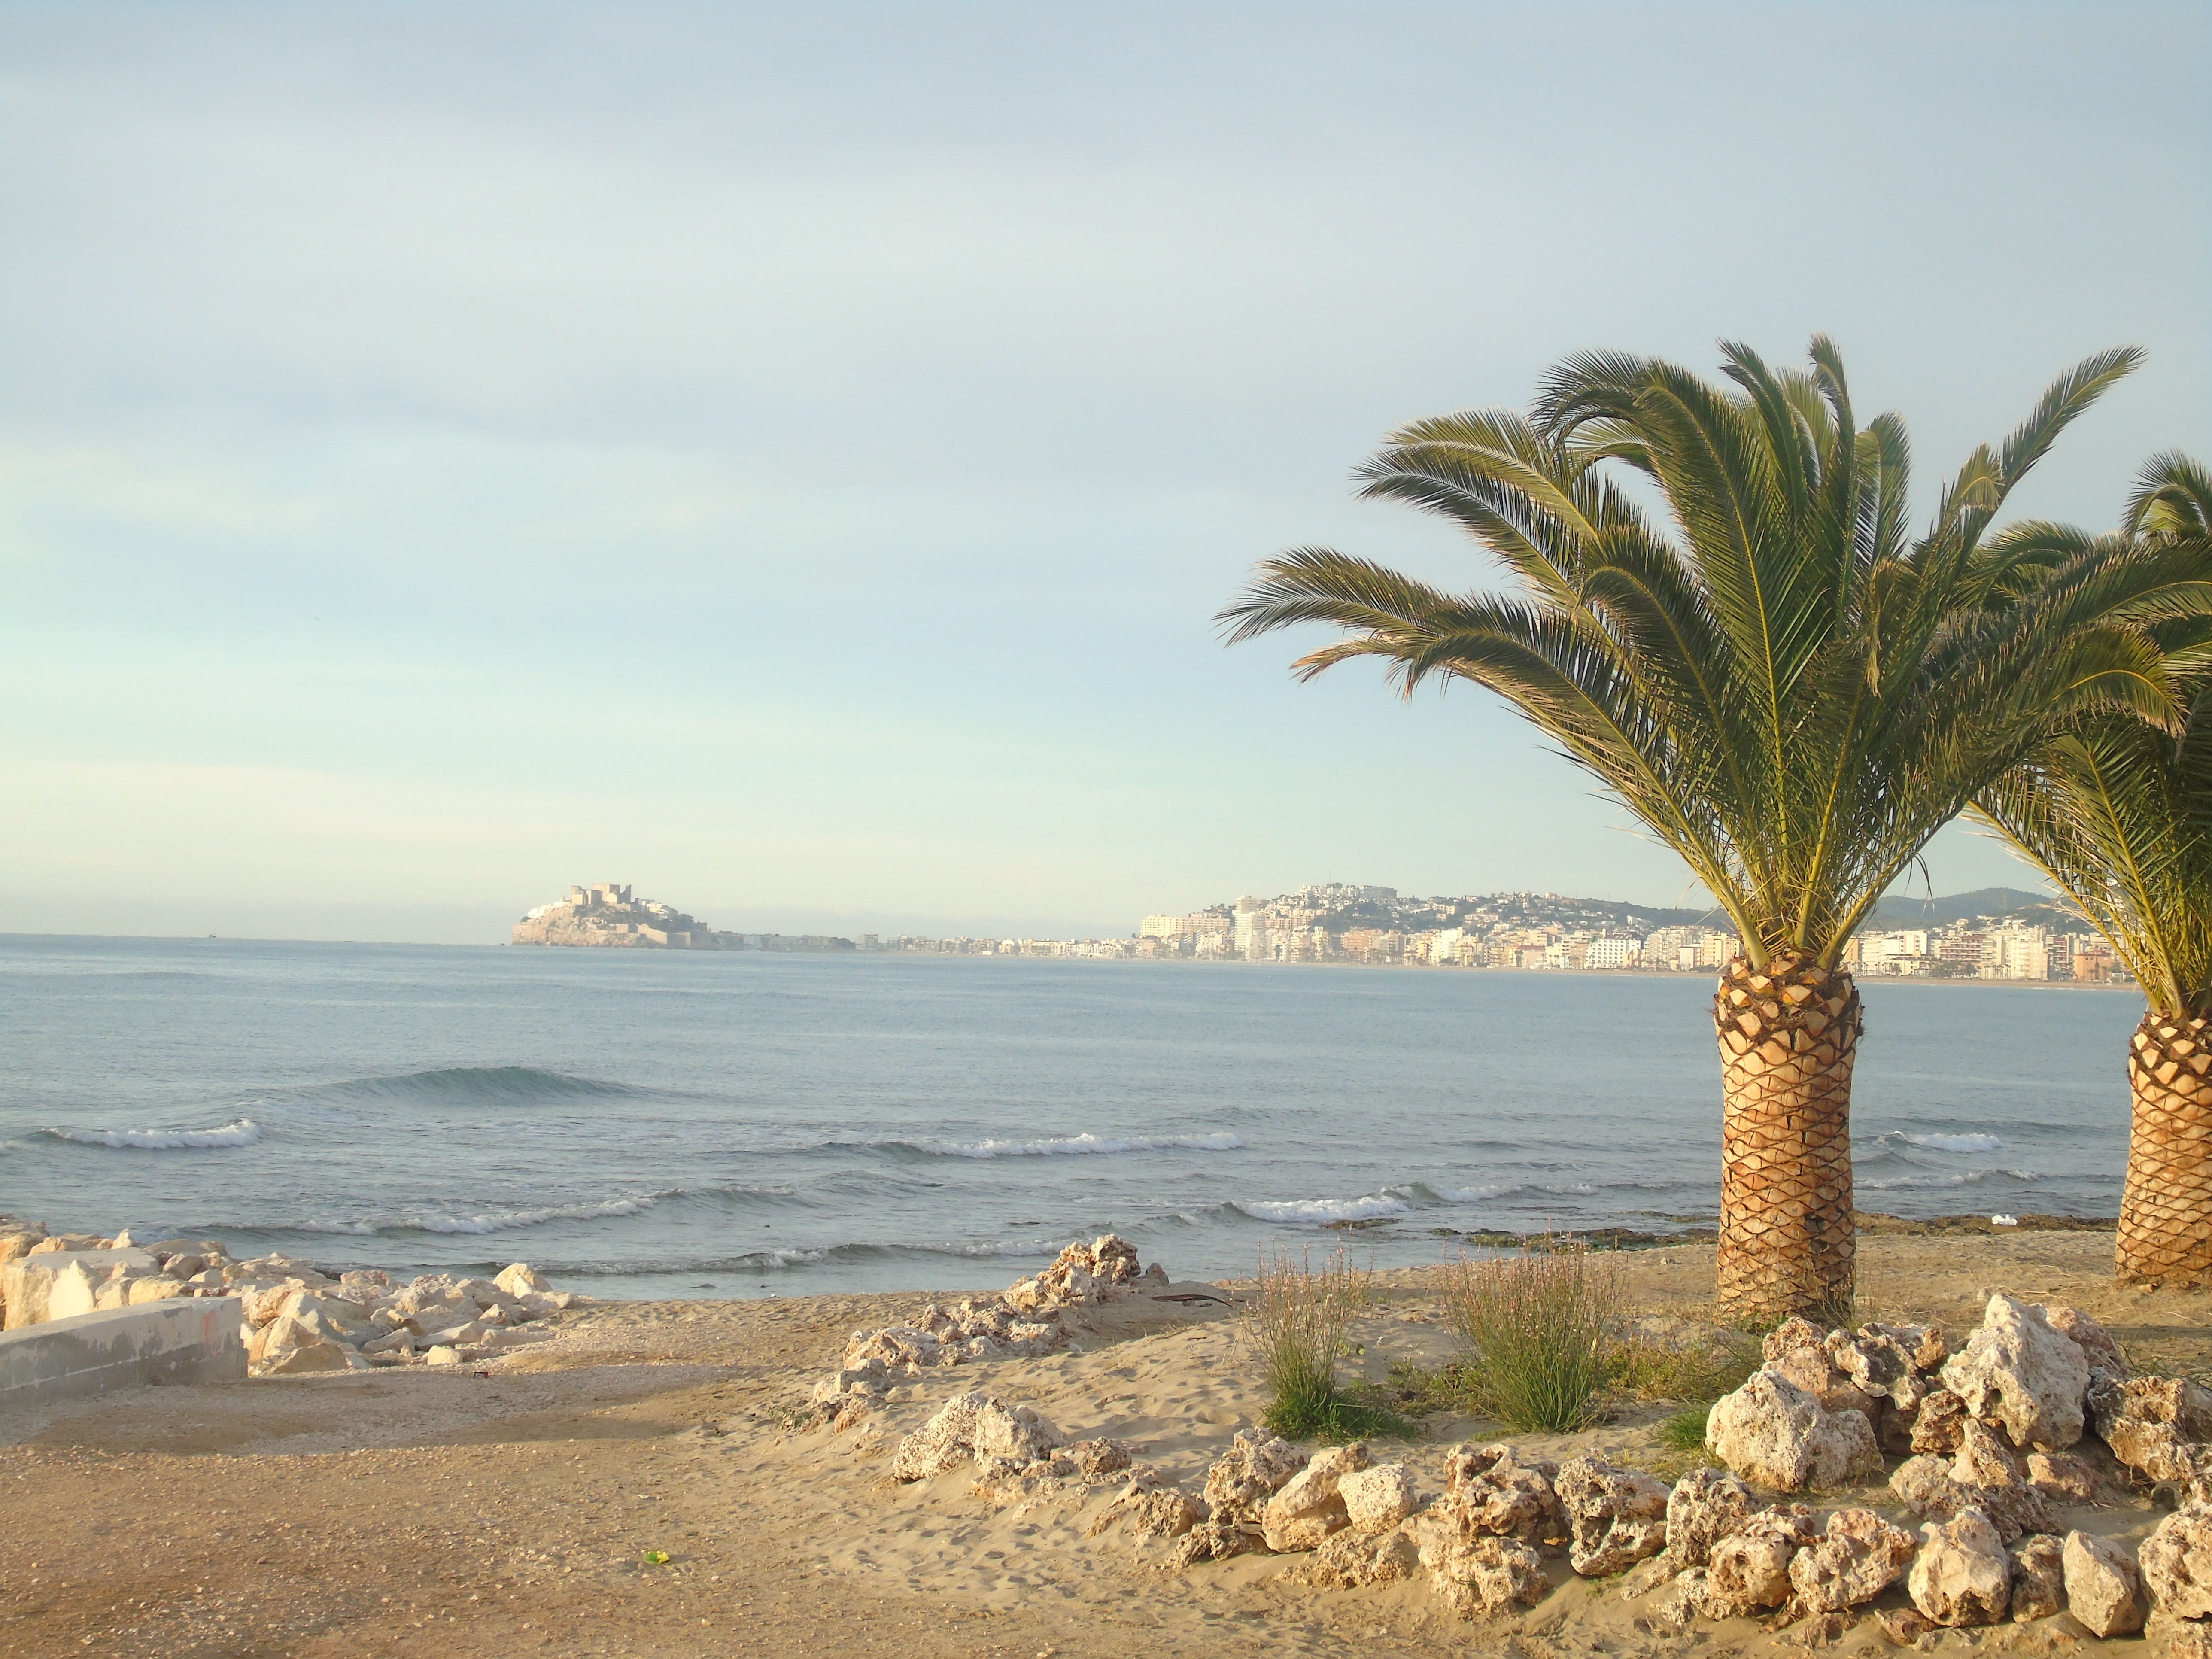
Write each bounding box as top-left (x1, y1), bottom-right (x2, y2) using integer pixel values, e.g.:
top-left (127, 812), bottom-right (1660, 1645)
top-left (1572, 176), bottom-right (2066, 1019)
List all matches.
top-left (1713, 951), bottom-right (1863, 1324)
top-left (2118, 1011), bottom-right (2212, 1287)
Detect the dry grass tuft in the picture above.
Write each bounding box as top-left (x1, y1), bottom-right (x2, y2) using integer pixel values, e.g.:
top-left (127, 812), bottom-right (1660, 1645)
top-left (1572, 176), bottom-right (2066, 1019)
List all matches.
top-left (1244, 1246), bottom-right (1407, 1441)
top-left (1438, 1246), bottom-right (1622, 1434)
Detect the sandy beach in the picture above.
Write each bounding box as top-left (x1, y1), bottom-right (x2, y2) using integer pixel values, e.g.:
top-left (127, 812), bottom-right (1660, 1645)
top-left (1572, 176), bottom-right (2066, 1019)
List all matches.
top-left (2, 1227), bottom-right (2206, 1659)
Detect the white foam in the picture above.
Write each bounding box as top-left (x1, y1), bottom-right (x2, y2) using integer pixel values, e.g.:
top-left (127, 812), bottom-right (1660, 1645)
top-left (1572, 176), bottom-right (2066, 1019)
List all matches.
top-left (411, 1197), bottom-right (656, 1234)
top-left (45, 1117), bottom-right (261, 1150)
top-left (1902, 1132), bottom-right (2005, 1153)
top-left (928, 1132), bottom-right (1243, 1158)
top-left (1239, 1193), bottom-right (1414, 1224)
top-left (1861, 1168), bottom-right (2040, 1191)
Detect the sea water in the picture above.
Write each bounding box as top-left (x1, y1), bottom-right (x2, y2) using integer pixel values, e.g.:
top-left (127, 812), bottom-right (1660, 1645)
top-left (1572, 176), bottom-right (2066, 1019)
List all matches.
top-left (0, 935), bottom-right (2143, 1299)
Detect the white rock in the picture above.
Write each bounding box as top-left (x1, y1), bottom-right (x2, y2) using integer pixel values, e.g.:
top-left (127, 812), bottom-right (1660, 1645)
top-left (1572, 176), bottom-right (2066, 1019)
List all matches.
top-left (2063, 1530), bottom-right (2145, 1638)
top-left (1908, 1507), bottom-right (2010, 1627)
top-left (424, 1344), bottom-right (462, 1366)
top-left (2139, 1504), bottom-right (2212, 1620)
top-left (1338, 1463), bottom-right (1417, 1536)
top-left (1200, 1428), bottom-right (1307, 1522)
top-left (2009, 1532), bottom-right (2066, 1622)
top-left (1705, 1366), bottom-right (1881, 1492)
top-left (2088, 1374), bottom-right (2212, 1483)
top-left (1787, 1507), bottom-right (1917, 1612)
top-left (1261, 1443), bottom-right (1370, 1553)
top-left (1553, 1453), bottom-right (1670, 1576)
top-left (1665, 1468), bottom-right (1761, 1568)
top-left (1703, 1506), bottom-right (1820, 1616)
top-left (1420, 1533), bottom-right (1546, 1618)
top-left (495, 1262), bottom-right (550, 1297)
top-left (1939, 1294), bottom-right (2090, 1452)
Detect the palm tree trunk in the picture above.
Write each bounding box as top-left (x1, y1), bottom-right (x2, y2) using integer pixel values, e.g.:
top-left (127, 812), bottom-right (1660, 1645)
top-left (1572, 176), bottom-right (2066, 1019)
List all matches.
top-left (1713, 951), bottom-right (1863, 1324)
top-left (2118, 1012), bottom-right (2212, 1287)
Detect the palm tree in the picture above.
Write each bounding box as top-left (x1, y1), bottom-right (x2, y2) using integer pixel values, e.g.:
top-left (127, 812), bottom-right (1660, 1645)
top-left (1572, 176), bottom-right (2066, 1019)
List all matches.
top-left (1221, 338), bottom-right (2212, 1323)
top-left (1974, 454), bottom-right (2212, 1287)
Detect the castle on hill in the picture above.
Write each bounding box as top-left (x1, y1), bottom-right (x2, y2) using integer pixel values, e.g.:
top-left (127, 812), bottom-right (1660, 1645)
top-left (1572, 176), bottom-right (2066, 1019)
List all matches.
top-left (511, 882), bottom-right (746, 950)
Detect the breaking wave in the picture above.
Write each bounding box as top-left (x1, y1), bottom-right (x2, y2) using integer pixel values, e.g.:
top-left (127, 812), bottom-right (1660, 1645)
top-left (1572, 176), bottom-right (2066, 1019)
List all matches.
top-left (306, 1067), bottom-right (650, 1105)
top-left (42, 1117), bottom-right (261, 1150)
top-left (1899, 1132), bottom-right (2006, 1153)
top-left (903, 1132), bottom-right (1245, 1159)
top-left (1861, 1168), bottom-right (2042, 1191)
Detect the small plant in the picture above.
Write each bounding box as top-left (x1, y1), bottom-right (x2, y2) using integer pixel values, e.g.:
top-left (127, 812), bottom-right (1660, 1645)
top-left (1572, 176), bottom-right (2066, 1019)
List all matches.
top-left (1245, 1246), bottom-right (1410, 1441)
top-left (1658, 1405), bottom-right (1711, 1452)
top-left (1437, 1245), bottom-right (1622, 1434)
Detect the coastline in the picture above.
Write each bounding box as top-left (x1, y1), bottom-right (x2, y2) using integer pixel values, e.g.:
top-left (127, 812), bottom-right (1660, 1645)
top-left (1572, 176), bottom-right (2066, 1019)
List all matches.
top-left (6, 1224), bottom-right (2208, 1657)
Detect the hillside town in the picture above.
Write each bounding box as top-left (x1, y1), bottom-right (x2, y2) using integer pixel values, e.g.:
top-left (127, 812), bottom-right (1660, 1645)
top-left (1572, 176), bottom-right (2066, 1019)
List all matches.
top-left (866, 882), bottom-right (2130, 983)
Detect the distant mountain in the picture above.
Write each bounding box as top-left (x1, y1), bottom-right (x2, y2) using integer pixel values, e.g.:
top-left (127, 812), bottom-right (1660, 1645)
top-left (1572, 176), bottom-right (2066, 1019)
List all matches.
top-left (1867, 886), bottom-right (2069, 929)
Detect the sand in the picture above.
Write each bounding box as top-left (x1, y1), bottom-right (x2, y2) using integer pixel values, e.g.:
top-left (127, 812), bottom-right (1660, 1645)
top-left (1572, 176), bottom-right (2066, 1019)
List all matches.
top-left (3, 1231), bottom-right (2208, 1659)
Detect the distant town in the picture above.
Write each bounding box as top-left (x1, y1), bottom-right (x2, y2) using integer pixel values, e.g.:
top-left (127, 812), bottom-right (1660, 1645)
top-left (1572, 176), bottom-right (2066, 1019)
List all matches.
top-left (517, 881), bottom-right (2127, 983)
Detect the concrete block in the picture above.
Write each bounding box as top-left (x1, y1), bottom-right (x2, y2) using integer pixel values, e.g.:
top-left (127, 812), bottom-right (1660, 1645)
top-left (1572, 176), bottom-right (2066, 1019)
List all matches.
top-left (1, 1249), bottom-right (157, 1330)
top-left (0, 1299), bottom-right (245, 1406)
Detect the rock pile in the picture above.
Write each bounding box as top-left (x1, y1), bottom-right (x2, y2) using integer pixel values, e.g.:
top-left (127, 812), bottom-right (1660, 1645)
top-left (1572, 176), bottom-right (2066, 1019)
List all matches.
top-left (810, 1235), bottom-right (1166, 1419)
top-left (0, 1217), bottom-right (578, 1375)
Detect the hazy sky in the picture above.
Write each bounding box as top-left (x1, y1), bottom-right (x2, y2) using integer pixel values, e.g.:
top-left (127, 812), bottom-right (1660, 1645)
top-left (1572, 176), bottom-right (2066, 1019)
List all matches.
top-left (4, 3), bottom-right (2208, 942)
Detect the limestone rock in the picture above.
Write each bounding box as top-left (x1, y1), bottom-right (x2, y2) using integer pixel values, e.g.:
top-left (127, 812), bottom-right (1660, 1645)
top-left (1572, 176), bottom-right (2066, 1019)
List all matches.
top-left (1338, 1463), bottom-right (1417, 1536)
top-left (125, 1276), bottom-right (188, 1306)
top-left (2139, 1504), bottom-right (2212, 1620)
top-left (423, 1344), bottom-right (461, 1366)
top-left (2151, 1614), bottom-right (2212, 1659)
top-left (1300, 1525), bottom-right (1421, 1589)
top-left (1063, 1439), bottom-right (1136, 1481)
top-left (890, 1392), bottom-right (1063, 1481)
top-left (2063, 1530), bottom-right (2145, 1638)
top-left (1908, 1507), bottom-right (2010, 1627)
top-left (1261, 1443), bottom-right (1370, 1553)
top-left (362, 1327), bottom-right (416, 1357)
top-left (1705, 1367), bottom-right (1881, 1492)
top-left (1088, 1477), bottom-right (1202, 1539)
top-left (2009, 1533), bottom-right (2066, 1622)
top-left (2088, 1373), bottom-right (2212, 1483)
top-left (279, 1291), bottom-right (377, 1346)
top-left (1422, 1443), bottom-right (1565, 1549)
top-left (1554, 1453), bottom-right (1670, 1576)
top-left (1909, 1390), bottom-right (1968, 1454)
top-left (1763, 1317), bottom-right (1878, 1416)
top-left (250, 1314), bottom-right (350, 1375)
top-left (1420, 1533), bottom-right (1547, 1619)
top-left (1888, 1418), bottom-right (2051, 1544)
top-left (1828, 1328), bottom-right (1928, 1413)
top-left (2043, 1306), bottom-right (2127, 1377)
top-left (1665, 1468), bottom-right (1761, 1568)
top-left (1200, 1429), bottom-right (1307, 1523)
top-left (495, 1262), bottom-right (550, 1298)
top-left (1787, 1507), bottom-right (1918, 1613)
top-left (1702, 1505), bottom-right (1820, 1616)
top-left (1169, 1517), bottom-right (1264, 1567)
top-left (1938, 1294), bottom-right (2090, 1451)
top-left (2024, 1451), bottom-right (2104, 1506)
top-left (1003, 1234), bottom-right (1145, 1314)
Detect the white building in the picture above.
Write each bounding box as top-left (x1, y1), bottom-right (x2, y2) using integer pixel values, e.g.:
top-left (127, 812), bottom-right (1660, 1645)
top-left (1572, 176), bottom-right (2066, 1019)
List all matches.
top-left (1586, 935), bottom-right (1640, 970)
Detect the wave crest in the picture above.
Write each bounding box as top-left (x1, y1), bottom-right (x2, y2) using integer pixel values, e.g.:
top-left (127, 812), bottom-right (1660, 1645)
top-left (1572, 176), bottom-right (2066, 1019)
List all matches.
top-left (1900, 1132), bottom-right (2006, 1153)
top-left (42, 1117), bottom-right (261, 1150)
top-left (909, 1132), bottom-right (1244, 1159)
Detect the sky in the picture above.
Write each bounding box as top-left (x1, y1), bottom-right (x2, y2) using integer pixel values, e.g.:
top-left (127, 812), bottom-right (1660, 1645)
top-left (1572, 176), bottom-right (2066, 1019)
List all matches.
top-left (3, 3), bottom-right (2208, 944)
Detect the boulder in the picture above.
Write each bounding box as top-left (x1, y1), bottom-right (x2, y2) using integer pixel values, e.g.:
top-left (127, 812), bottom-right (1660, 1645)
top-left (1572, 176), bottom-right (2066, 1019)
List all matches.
top-left (495, 1262), bottom-right (550, 1297)
top-left (1430, 1443), bottom-right (1564, 1548)
top-left (2024, 1451), bottom-right (2104, 1506)
top-left (1338, 1464), bottom-right (1417, 1536)
top-left (1553, 1453), bottom-right (1669, 1577)
top-left (1088, 1476), bottom-right (1202, 1539)
top-left (2044, 1306), bottom-right (2127, 1377)
top-left (1665, 1468), bottom-right (1761, 1568)
top-left (1827, 1325), bottom-right (1929, 1412)
top-left (1909, 1389), bottom-right (1968, 1454)
top-left (362, 1327), bottom-right (416, 1357)
top-left (1200, 1429), bottom-right (1308, 1522)
top-left (1261, 1443), bottom-right (1370, 1553)
top-left (1763, 1317), bottom-right (1878, 1416)
top-left (424, 1344), bottom-right (462, 1366)
top-left (1702, 1506), bottom-right (1820, 1616)
top-left (2063, 1530), bottom-right (2145, 1638)
top-left (251, 1314), bottom-right (350, 1375)
top-left (1003, 1234), bottom-right (1146, 1314)
top-left (1169, 1517), bottom-right (1265, 1567)
top-left (1062, 1440), bottom-right (1136, 1481)
top-left (279, 1291), bottom-right (377, 1346)
top-left (890, 1392), bottom-right (1063, 1481)
top-left (1705, 1367), bottom-right (1881, 1492)
top-left (2139, 1504), bottom-right (2212, 1620)
top-left (125, 1276), bottom-right (189, 1306)
top-left (2009, 1533), bottom-right (2066, 1622)
top-left (2152, 1614), bottom-right (2212, 1659)
top-left (1887, 1418), bottom-right (2051, 1544)
top-left (1908, 1507), bottom-right (2010, 1627)
top-left (1420, 1533), bottom-right (1547, 1619)
top-left (1300, 1525), bottom-right (1422, 1589)
top-left (2088, 1373), bottom-right (2212, 1483)
top-left (1787, 1507), bottom-right (1918, 1613)
top-left (1938, 1294), bottom-right (2089, 1451)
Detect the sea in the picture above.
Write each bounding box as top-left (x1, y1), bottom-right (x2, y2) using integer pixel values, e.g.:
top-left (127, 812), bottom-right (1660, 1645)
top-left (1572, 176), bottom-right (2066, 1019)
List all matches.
top-left (0, 934), bottom-right (2145, 1301)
